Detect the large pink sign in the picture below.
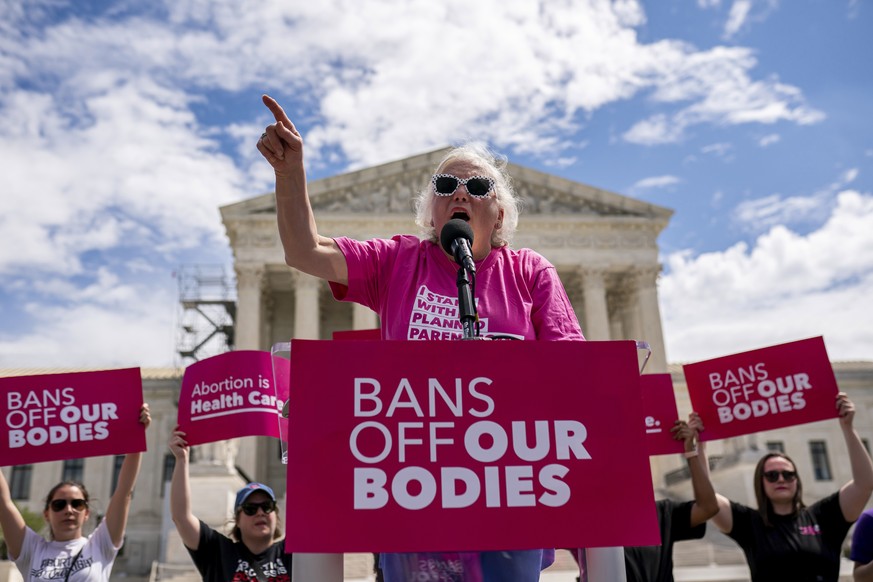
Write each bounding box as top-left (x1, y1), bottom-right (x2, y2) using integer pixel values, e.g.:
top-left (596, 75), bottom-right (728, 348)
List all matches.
top-left (641, 374), bottom-right (685, 457)
top-left (178, 350), bottom-right (289, 446)
top-left (284, 339), bottom-right (659, 552)
top-left (684, 337), bottom-right (839, 441)
top-left (0, 368), bottom-right (146, 466)
top-left (333, 328), bottom-right (381, 340)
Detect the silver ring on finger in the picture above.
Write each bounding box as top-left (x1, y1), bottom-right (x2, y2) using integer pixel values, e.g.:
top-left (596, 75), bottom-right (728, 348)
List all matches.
top-left (261, 132), bottom-right (268, 140)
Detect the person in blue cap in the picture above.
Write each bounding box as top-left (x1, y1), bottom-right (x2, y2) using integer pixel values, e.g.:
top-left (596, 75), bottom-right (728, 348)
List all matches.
top-left (169, 428), bottom-right (292, 582)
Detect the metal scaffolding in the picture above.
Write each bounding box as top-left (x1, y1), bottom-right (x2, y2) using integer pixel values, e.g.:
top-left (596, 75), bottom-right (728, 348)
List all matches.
top-left (175, 264), bottom-right (236, 363)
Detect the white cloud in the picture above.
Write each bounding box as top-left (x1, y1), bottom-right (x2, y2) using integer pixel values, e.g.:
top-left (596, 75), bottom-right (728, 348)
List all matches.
top-left (545, 156), bottom-right (578, 168)
top-left (631, 175), bottom-right (682, 193)
top-left (721, 0), bottom-right (780, 39)
top-left (624, 44), bottom-right (822, 144)
top-left (724, 0), bottom-right (753, 38)
top-left (661, 190), bottom-right (873, 362)
top-left (701, 142), bottom-right (734, 159)
top-left (3, 0), bottom-right (823, 168)
top-left (623, 114), bottom-right (685, 145)
top-left (0, 0), bottom-right (824, 276)
top-left (732, 168), bottom-right (859, 231)
top-left (711, 191), bottom-right (725, 208)
top-left (842, 168), bottom-right (859, 184)
top-left (0, 80), bottom-right (246, 276)
top-left (0, 277), bottom-right (178, 368)
top-left (733, 193), bottom-right (825, 230)
top-left (78, 0), bottom-right (814, 162)
top-left (758, 133), bottom-right (780, 147)
top-left (0, 0), bottom-right (842, 367)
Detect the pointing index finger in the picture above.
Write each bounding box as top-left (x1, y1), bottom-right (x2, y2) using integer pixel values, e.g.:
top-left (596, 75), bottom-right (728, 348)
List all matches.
top-left (263, 94), bottom-right (292, 126)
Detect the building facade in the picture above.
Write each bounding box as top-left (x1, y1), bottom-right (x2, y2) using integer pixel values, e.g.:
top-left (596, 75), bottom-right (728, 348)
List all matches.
top-left (2, 149), bottom-right (871, 581)
top-left (219, 147), bottom-right (676, 495)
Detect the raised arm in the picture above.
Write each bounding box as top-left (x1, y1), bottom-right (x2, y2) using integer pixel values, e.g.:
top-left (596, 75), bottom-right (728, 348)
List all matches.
top-left (0, 467), bottom-right (26, 559)
top-left (168, 428), bottom-right (201, 550)
top-left (836, 393), bottom-right (873, 522)
top-left (104, 404), bottom-right (151, 547)
top-left (257, 94), bottom-right (348, 285)
top-left (672, 412), bottom-right (718, 527)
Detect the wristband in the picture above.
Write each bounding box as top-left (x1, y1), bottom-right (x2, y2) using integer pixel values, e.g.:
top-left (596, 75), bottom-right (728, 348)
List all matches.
top-left (684, 449), bottom-right (698, 459)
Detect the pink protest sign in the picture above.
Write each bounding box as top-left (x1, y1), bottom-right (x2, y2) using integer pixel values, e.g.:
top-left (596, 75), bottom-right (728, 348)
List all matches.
top-left (0, 368), bottom-right (145, 466)
top-left (333, 328), bottom-right (381, 340)
top-left (284, 339), bottom-right (659, 553)
top-left (684, 337), bottom-right (839, 441)
top-left (178, 350), bottom-right (289, 446)
top-left (641, 374), bottom-right (685, 457)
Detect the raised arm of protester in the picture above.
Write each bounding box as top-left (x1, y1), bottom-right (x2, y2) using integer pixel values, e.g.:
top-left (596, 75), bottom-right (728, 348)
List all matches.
top-left (672, 411), bottom-right (718, 527)
top-left (257, 94), bottom-right (348, 284)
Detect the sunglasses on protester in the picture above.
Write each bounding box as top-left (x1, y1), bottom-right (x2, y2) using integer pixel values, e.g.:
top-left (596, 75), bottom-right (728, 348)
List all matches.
top-left (763, 470), bottom-right (797, 483)
top-left (240, 501), bottom-right (277, 516)
top-left (432, 174), bottom-right (495, 198)
top-left (50, 498), bottom-right (88, 512)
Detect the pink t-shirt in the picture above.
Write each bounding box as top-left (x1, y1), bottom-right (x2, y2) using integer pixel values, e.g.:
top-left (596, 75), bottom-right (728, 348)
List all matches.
top-left (329, 235), bottom-right (584, 341)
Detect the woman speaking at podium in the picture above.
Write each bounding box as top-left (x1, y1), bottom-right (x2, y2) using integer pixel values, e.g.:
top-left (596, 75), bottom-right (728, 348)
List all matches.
top-left (257, 95), bottom-right (584, 581)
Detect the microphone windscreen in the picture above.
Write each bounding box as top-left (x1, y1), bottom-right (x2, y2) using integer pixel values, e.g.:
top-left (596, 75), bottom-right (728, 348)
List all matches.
top-left (439, 219), bottom-right (474, 256)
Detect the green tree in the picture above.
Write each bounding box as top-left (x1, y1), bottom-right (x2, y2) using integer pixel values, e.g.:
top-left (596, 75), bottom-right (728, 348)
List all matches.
top-left (0, 502), bottom-right (44, 560)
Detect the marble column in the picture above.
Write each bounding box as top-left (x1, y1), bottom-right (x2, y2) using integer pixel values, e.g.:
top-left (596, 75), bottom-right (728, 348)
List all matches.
top-left (580, 268), bottom-right (610, 340)
top-left (294, 271), bottom-right (321, 339)
top-left (232, 264), bottom-right (267, 483)
top-left (633, 266), bottom-right (668, 373)
top-left (353, 303), bottom-right (378, 331)
top-left (235, 264), bottom-right (265, 350)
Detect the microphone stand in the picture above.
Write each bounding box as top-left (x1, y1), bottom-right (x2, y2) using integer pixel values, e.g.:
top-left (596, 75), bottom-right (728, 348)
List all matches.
top-left (455, 265), bottom-right (479, 339)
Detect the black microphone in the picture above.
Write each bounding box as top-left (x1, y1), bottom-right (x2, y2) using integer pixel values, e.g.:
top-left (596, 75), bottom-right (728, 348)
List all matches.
top-left (440, 219), bottom-right (476, 273)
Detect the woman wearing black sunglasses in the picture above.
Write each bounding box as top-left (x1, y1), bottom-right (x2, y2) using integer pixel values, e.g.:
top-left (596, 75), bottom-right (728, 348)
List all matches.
top-left (708, 392), bottom-right (873, 582)
top-left (0, 404), bottom-right (150, 582)
top-left (257, 96), bottom-right (584, 581)
top-left (168, 428), bottom-right (291, 582)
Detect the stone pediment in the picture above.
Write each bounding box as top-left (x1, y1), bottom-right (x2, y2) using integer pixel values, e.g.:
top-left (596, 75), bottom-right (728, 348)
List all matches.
top-left (221, 147), bottom-right (672, 221)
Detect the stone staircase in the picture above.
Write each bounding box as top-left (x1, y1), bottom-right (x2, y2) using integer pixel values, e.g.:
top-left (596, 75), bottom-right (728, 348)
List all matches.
top-left (672, 531), bottom-right (747, 568)
top-left (144, 539), bottom-right (854, 582)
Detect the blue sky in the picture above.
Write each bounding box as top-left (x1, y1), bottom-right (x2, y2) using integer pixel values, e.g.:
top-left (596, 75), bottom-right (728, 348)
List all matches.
top-left (0, 0), bottom-right (870, 368)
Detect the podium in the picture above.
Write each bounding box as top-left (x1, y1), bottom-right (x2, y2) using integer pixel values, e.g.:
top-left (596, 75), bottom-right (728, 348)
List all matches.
top-left (282, 339), bottom-right (659, 581)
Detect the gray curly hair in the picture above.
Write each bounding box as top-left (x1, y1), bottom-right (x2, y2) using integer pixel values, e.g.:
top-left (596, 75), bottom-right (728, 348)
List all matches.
top-left (414, 143), bottom-right (521, 247)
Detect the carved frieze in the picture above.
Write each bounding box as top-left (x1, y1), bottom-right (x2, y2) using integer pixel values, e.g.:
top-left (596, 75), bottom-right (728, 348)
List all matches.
top-left (311, 173), bottom-right (427, 214)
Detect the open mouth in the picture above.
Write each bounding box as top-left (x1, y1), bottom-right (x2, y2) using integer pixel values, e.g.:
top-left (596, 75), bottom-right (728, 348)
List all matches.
top-left (451, 211), bottom-right (470, 221)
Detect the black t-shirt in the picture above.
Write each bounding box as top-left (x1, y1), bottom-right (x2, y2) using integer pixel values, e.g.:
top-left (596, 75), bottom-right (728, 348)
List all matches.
top-left (727, 492), bottom-right (851, 582)
top-left (186, 521), bottom-right (292, 582)
top-left (624, 499), bottom-right (706, 582)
